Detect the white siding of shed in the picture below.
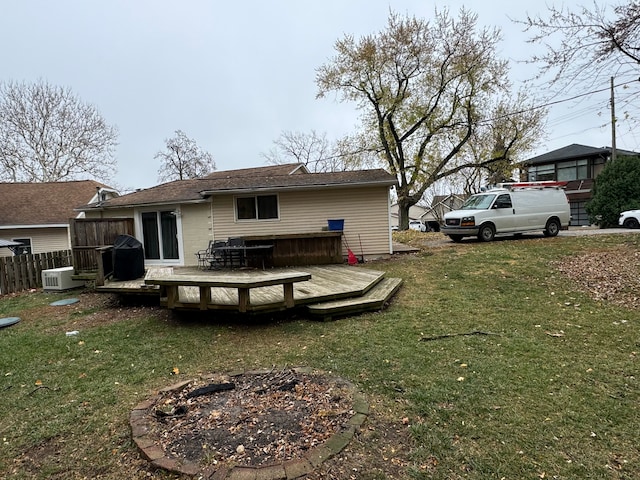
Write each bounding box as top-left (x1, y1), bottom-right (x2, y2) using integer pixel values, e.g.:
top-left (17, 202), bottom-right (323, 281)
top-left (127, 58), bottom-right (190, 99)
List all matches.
top-left (0, 227), bottom-right (70, 257)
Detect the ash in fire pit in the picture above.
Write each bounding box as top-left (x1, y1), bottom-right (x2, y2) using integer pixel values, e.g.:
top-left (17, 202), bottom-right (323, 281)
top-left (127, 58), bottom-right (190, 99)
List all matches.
top-left (133, 367), bottom-right (364, 475)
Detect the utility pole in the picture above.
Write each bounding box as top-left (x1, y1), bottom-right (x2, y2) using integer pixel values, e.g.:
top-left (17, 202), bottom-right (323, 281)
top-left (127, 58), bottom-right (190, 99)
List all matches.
top-left (611, 76), bottom-right (617, 161)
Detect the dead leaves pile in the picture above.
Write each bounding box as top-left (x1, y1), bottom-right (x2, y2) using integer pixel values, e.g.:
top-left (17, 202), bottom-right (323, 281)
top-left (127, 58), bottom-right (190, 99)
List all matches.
top-left (555, 244), bottom-right (640, 309)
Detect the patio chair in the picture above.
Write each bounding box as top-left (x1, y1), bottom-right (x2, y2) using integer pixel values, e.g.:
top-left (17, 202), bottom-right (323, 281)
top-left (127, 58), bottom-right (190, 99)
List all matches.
top-left (195, 240), bottom-right (226, 270)
top-left (195, 241), bottom-right (213, 269)
top-left (226, 237), bottom-right (245, 268)
top-left (208, 240), bottom-right (227, 269)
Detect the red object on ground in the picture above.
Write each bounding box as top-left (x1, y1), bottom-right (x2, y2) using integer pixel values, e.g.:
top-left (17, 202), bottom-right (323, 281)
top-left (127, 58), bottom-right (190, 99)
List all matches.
top-left (347, 249), bottom-right (358, 266)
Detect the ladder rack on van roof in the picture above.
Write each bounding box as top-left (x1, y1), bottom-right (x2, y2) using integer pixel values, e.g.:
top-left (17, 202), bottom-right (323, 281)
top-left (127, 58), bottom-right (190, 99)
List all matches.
top-left (495, 181), bottom-right (568, 190)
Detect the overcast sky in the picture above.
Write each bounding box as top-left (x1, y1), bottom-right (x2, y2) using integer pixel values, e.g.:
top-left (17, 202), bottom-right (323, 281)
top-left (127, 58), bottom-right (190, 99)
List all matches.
top-left (2, 1), bottom-right (635, 191)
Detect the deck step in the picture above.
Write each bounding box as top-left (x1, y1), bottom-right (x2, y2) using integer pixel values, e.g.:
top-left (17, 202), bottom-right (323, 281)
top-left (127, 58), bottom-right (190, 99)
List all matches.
top-left (307, 277), bottom-right (403, 320)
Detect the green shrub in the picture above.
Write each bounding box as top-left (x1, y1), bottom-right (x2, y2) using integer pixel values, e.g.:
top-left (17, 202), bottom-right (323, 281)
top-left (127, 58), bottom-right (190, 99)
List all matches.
top-left (586, 155), bottom-right (640, 226)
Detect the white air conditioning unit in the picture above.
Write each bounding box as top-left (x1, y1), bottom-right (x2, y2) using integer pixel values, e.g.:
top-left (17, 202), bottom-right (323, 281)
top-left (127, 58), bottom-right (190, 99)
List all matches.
top-left (42, 266), bottom-right (84, 291)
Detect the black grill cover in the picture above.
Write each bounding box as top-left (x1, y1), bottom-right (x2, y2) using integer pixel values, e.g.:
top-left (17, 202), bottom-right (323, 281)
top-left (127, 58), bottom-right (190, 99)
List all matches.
top-left (112, 234), bottom-right (145, 280)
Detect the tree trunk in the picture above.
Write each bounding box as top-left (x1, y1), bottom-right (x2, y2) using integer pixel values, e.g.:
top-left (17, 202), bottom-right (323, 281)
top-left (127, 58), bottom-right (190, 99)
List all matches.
top-left (397, 197), bottom-right (412, 230)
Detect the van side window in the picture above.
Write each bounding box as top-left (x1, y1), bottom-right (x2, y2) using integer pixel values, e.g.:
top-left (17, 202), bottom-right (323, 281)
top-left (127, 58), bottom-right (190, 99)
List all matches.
top-left (494, 194), bottom-right (512, 209)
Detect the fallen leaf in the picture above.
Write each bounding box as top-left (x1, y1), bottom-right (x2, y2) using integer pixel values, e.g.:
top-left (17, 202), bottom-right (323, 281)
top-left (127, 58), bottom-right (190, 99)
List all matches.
top-left (172, 367), bottom-right (180, 375)
top-left (35, 379), bottom-right (42, 386)
top-left (545, 331), bottom-right (564, 337)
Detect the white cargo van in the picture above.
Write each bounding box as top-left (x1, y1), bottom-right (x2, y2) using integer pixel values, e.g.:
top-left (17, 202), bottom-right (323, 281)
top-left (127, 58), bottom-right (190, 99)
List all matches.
top-left (441, 182), bottom-right (571, 242)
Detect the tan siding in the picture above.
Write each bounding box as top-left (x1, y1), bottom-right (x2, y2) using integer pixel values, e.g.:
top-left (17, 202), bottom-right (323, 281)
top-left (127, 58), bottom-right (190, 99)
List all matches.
top-left (87, 206), bottom-right (211, 267)
top-left (76, 186), bottom-right (392, 265)
top-left (0, 227), bottom-right (70, 257)
top-left (211, 186), bottom-right (391, 256)
top-left (180, 203), bottom-right (213, 267)
top-left (84, 209), bottom-right (134, 219)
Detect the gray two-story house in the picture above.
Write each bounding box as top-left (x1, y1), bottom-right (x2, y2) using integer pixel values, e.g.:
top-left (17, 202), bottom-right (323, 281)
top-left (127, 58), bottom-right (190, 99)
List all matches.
top-left (520, 144), bottom-right (640, 226)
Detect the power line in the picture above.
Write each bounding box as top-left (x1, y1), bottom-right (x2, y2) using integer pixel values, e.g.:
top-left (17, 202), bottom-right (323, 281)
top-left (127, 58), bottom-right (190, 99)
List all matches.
top-left (481, 78), bottom-right (639, 124)
top-left (288, 78), bottom-right (640, 166)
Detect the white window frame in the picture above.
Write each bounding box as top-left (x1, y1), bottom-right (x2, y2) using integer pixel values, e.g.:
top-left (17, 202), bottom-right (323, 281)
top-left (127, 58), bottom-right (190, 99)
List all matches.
top-left (134, 206), bottom-right (184, 266)
top-left (234, 194), bottom-right (280, 222)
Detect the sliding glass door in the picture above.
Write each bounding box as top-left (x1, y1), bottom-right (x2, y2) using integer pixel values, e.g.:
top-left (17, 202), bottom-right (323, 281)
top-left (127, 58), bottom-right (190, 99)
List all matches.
top-left (141, 211), bottom-right (179, 261)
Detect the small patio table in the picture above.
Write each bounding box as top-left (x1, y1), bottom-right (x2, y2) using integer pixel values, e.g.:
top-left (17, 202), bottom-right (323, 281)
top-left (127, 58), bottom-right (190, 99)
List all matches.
top-left (144, 270), bottom-right (311, 312)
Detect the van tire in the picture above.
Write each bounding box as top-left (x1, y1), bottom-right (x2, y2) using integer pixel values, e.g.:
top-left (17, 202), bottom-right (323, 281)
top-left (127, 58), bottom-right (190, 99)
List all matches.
top-left (478, 224), bottom-right (495, 242)
top-left (544, 218), bottom-right (561, 237)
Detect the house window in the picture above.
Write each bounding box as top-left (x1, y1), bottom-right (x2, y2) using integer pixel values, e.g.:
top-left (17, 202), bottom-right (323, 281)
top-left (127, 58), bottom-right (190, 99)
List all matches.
top-left (11, 238), bottom-right (32, 255)
top-left (141, 211), bottom-right (179, 260)
top-left (557, 159), bottom-right (588, 181)
top-left (528, 164), bottom-right (555, 181)
top-left (236, 195), bottom-right (279, 220)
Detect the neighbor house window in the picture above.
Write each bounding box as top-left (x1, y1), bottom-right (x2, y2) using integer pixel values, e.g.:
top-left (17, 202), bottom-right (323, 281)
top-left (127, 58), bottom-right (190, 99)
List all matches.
top-left (236, 195), bottom-right (279, 220)
top-left (12, 238), bottom-right (32, 255)
top-left (528, 164), bottom-right (555, 182)
top-left (557, 159), bottom-right (588, 181)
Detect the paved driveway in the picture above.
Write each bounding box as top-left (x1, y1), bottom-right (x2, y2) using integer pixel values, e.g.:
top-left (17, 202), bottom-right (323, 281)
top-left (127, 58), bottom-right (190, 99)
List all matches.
top-left (560, 226), bottom-right (640, 236)
top-left (410, 226), bottom-right (640, 249)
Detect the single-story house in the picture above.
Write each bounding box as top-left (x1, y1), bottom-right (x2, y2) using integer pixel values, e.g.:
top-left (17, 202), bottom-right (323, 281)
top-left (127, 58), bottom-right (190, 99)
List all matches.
top-left (77, 163), bottom-right (398, 267)
top-left (389, 203), bottom-right (429, 229)
top-left (520, 144), bottom-right (640, 225)
top-left (0, 180), bottom-right (118, 257)
top-left (419, 194), bottom-right (467, 230)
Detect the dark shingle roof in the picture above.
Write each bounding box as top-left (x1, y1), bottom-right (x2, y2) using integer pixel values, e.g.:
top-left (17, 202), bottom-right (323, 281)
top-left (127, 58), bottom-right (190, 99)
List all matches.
top-left (523, 144), bottom-right (640, 166)
top-left (203, 163), bottom-right (308, 178)
top-left (82, 164), bottom-right (397, 210)
top-left (0, 180), bottom-right (108, 226)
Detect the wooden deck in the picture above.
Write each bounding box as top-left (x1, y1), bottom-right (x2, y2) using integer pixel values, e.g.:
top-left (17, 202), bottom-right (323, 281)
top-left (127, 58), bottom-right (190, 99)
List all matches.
top-left (96, 265), bottom-right (402, 318)
top-left (144, 269), bottom-right (311, 313)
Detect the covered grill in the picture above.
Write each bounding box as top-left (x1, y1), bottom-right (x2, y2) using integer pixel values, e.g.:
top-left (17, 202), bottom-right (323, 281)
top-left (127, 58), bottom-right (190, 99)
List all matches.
top-left (112, 234), bottom-right (145, 280)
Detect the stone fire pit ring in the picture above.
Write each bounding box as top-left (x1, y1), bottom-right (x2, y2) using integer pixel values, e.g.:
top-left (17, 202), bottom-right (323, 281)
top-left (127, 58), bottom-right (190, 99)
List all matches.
top-left (129, 367), bottom-right (369, 479)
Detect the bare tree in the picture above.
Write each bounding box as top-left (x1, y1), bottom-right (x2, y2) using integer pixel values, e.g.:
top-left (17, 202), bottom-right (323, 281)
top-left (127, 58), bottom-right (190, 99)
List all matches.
top-left (521, 2), bottom-right (640, 92)
top-left (261, 130), bottom-right (378, 172)
top-left (262, 130), bottom-right (333, 172)
top-left (0, 80), bottom-right (118, 183)
top-left (156, 130), bottom-right (215, 182)
top-left (316, 9), bottom-right (545, 229)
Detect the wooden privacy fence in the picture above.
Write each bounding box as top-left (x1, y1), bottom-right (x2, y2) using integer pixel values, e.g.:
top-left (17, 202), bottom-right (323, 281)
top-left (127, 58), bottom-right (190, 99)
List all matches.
top-left (70, 218), bottom-right (134, 274)
top-left (0, 250), bottom-right (72, 295)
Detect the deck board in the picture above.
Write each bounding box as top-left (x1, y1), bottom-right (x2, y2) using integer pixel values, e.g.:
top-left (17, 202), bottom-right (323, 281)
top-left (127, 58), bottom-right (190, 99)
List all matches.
top-left (308, 277), bottom-right (403, 320)
top-left (98, 265), bottom-right (399, 316)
